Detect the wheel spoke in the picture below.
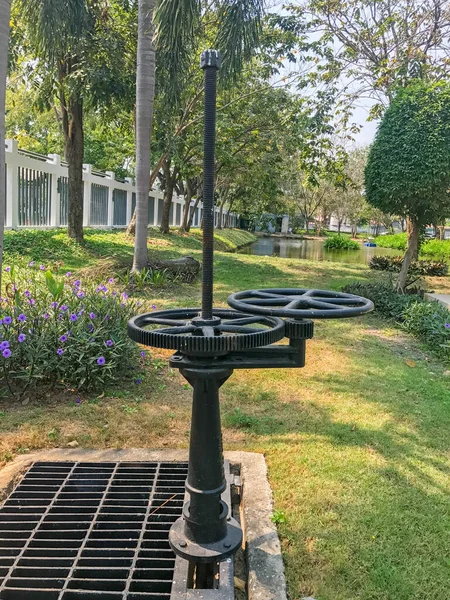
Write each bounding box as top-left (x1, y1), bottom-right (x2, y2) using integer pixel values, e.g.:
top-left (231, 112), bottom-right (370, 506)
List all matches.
top-left (227, 316), bottom-right (264, 326)
top-left (252, 291), bottom-right (284, 299)
top-left (286, 298), bottom-right (309, 309)
top-left (312, 297), bottom-right (364, 306)
top-left (307, 299), bottom-right (341, 310)
top-left (218, 325), bottom-right (263, 334)
top-left (244, 298), bottom-right (288, 306)
top-left (157, 325), bottom-right (196, 334)
top-left (146, 318), bottom-right (188, 326)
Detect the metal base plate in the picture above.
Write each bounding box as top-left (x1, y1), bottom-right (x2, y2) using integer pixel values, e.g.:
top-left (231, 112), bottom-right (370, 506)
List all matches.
top-left (170, 462), bottom-right (238, 599)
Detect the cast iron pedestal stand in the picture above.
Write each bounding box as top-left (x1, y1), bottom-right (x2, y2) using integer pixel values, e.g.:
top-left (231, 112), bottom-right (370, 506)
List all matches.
top-left (128, 50), bottom-right (374, 594)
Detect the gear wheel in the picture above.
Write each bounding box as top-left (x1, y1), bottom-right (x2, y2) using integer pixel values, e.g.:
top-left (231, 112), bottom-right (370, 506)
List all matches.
top-left (128, 308), bottom-right (285, 354)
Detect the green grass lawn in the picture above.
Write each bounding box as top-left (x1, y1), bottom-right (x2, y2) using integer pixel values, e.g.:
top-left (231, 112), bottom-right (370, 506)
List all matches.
top-left (2, 229), bottom-right (450, 600)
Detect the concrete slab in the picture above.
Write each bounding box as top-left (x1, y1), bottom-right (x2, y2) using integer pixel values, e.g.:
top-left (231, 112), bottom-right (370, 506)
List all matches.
top-left (424, 292), bottom-right (450, 309)
top-left (0, 448), bottom-right (287, 600)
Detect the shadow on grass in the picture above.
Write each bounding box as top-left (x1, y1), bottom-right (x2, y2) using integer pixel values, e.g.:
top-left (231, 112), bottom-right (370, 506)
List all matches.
top-left (221, 323), bottom-right (450, 599)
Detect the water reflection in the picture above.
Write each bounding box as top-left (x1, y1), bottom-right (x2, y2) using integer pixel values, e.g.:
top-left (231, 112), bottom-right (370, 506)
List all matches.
top-left (238, 237), bottom-right (401, 265)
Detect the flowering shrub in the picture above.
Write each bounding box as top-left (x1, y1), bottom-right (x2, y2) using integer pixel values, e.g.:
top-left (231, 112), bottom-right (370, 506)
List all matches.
top-left (343, 282), bottom-right (450, 358)
top-left (0, 264), bottom-right (142, 397)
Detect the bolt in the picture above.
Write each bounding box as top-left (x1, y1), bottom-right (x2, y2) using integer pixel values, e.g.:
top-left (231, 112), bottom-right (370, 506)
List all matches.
top-left (179, 541), bottom-right (187, 548)
top-left (224, 542), bottom-right (231, 549)
top-left (227, 516), bottom-right (232, 522)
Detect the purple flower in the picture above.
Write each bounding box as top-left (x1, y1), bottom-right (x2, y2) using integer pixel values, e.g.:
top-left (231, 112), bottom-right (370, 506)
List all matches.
top-left (69, 313), bottom-right (78, 322)
top-left (77, 291), bottom-right (85, 299)
top-left (57, 348), bottom-right (64, 356)
top-left (445, 324), bottom-right (450, 329)
top-left (65, 272), bottom-right (72, 277)
top-left (0, 341), bottom-right (9, 350)
top-left (29, 261), bottom-right (35, 267)
top-left (75, 397), bottom-right (82, 405)
top-left (105, 314), bottom-right (111, 321)
top-left (105, 339), bottom-right (114, 347)
top-left (18, 334), bottom-right (26, 343)
top-left (122, 292), bottom-right (129, 301)
top-left (135, 379), bottom-right (142, 385)
top-left (89, 312), bottom-right (96, 320)
top-left (112, 291), bottom-right (117, 297)
top-left (43, 313), bottom-right (49, 320)
top-left (40, 265), bottom-right (45, 271)
top-left (5, 266), bottom-right (10, 273)
top-left (28, 299), bottom-right (35, 306)
top-left (97, 356), bottom-right (106, 366)
top-left (95, 286), bottom-right (102, 293)
top-left (140, 351), bottom-right (146, 357)
top-left (152, 304), bottom-right (157, 310)
top-left (57, 315), bottom-right (63, 321)
top-left (24, 290), bottom-right (31, 298)
top-left (108, 278), bottom-right (114, 284)
top-left (88, 324), bottom-right (94, 333)
top-left (3, 316), bottom-right (12, 326)
top-left (51, 302), bottom-right (59, 309)
top-left (74, 280), bottom-right (81, 287)
top-left (59, 334), bottom-right (68, 343)
top-left (2, 349), bottom-right (11, 358)
top-left (60, 305), bottom-right (68, 312)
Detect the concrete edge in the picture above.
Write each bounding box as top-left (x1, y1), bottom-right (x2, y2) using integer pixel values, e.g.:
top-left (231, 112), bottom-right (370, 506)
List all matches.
top-left (0, 449), bottom-right (287, 600)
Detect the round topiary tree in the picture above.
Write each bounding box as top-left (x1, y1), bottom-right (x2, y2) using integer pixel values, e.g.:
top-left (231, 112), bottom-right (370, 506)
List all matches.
top-left (365, 81), bottom-right (450, 291)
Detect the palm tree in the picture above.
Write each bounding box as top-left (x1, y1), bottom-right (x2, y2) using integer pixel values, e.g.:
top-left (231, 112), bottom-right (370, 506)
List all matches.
top-left (132, 0), bottom-right (265, 270)
top-left (0, 0), bottom-right (12, 282)
top-left (133, 0), bottom-right (157, 271)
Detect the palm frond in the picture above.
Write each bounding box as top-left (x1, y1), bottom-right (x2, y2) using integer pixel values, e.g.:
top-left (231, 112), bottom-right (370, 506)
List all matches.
top-left (216, 0), bottom-right (264, 81)
top-left (20, 0), bottom-right (90, 64)
top-left (154, 0), bottom-right (201, 100)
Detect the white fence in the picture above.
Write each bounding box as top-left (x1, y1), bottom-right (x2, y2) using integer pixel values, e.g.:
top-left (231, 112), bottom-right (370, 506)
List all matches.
top-left (4, 140), bottom-right (239, 230)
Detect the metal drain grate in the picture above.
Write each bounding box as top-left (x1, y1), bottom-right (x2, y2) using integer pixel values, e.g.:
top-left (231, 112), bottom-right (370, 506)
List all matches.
top-left (0, 461), bottom-right (188, 600)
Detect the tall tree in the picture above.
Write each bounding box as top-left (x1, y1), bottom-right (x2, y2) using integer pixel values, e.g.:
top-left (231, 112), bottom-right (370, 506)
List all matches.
top-left (0, 0), bottom-right (11, 283)
top-left (288, 0), bottom-right (450, 117)
top-left (18, 0), bottom-right (135, 243)
top-left (365, 81), bottom-right (450, 291)
top-left (133, 0), bottom-right (157, 271)
top-left (130, 0), bottom-right (266, 269)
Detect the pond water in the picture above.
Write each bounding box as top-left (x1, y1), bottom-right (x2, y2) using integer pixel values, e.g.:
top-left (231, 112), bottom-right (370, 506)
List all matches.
top-left (238, 237), bottom-right (401, 265)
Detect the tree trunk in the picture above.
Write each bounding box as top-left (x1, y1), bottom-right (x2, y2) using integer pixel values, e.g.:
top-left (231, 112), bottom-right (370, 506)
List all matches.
top-left (396, 217), bottom-right (420, 293)
top-left (217, 200), bottom-right (225, 230)
top-left (0, 0), bottom-right (11, 286)
top-left (305, 219), bottom-right (309, 234)
top-left (180, 180), bottom-right (193, 231)
top-left (65, 97), bottom-right (84, 244)
top-left (187, 195), bottom-right (201, 232)
top-left (127, 152), bottom-right (165, 235)
top-left (132, 0), bottom-right (156, 271)
top-left (337, 219), bottom-right (342, 234)
top-left (160, 160), bottom-right (175, 234)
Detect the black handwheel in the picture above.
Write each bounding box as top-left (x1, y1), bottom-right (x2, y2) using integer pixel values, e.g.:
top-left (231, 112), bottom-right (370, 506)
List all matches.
top-left (227, 288), bottom-right (374, 319)
top-left (128, 308), bottom-right (285, 354)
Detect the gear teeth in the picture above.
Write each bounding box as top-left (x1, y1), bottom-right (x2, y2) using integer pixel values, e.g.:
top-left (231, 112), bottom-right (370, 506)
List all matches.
top-left (284, 319), bottom-right (314, 340)
top-left (128, 308), bottom-right (285, 353)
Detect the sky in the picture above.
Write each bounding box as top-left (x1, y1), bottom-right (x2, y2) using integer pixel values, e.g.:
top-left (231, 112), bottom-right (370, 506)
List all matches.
top-left (269, 1), bottom-right (378, 147)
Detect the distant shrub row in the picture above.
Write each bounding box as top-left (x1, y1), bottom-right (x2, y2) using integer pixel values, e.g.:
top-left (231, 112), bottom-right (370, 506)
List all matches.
top-left (375, 233), bottom-right (450, 261)
top-left (343, 282), bottom-right (450, 356)
top-left (369, 255), bottom-right (448, 276)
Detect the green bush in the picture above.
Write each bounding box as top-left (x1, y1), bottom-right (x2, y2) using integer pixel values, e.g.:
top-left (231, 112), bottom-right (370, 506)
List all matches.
top-left (323, 235), bottom-right (359, 250)
top-left (343, 281), bottom-right (450, 356)
top-left (369, 255), bottom-right (448, 276)
top-left (375, 234), bottom-right (450, 261)
top-left (0, 264), bottom-right (142, 397)
top-left (419, 239), bottom-right (450, 261)
top-left (374, 233), bottom-right (407, 250)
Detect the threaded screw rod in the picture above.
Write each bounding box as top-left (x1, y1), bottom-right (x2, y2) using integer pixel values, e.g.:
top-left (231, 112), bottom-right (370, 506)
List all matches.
top-left (200, 50), bottom-right (220, 321)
